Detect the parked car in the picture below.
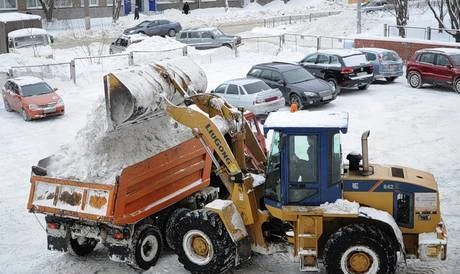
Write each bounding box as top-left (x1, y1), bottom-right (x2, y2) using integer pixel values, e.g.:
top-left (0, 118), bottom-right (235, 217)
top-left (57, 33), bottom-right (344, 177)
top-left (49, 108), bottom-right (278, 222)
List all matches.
top-left (246, 62), bottom-right (337, 108)
top-left (1, 76), bottom-right (64, 121)
top-left (358, 47), bottom-right (403, 82)
top-left (109, 34), bottom-right (147, 54)
top-left (299, 49), bottom-right (374, 93)
top-left (123, 20), bottom-right (182, 37)
top-left (406, 47), bottom-right (460, 93)
top-left (176, 27), bottom-right (242, 49)
top-left (361, 0), bottom-right (394, 13)
top-left (210, 78), bottom-right (285, 115)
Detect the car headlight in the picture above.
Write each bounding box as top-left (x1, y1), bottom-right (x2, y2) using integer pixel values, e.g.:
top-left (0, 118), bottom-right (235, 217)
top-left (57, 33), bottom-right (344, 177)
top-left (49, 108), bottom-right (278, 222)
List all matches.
top-left (28, 104), bottom-right (40, 110)
top-left (57, 98), bottom-right (64, 106)
top-left (304, 91), bottom-right (317, 97)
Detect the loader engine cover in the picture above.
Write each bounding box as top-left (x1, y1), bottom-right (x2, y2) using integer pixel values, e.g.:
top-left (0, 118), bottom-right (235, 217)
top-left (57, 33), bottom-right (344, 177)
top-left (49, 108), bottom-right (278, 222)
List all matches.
top-left (105, 57), bottom-right (207, 130)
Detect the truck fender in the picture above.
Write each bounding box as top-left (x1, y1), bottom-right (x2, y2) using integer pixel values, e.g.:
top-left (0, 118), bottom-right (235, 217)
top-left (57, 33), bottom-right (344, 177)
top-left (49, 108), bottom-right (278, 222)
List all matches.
top-left (359, 206), bottom-right (405, 255)
top-left (205, 199), bottom-right (248, 243)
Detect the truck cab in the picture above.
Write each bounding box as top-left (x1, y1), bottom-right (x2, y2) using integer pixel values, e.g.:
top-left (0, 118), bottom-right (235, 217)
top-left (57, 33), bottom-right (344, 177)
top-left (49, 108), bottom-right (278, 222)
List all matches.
top-left (8, 28), bottom-right (53, 58)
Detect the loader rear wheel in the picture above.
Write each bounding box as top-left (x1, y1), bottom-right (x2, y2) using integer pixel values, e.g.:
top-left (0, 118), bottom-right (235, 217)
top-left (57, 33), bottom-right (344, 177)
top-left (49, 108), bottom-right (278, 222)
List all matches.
top-left (175, 209), bottom-right (235, 274)
top-left (323, 223), bottom-right (397, 274)
top-left (165, 207), bottom-right (191, 250)
top-left (69, 237), bottom-right (97, 256)
top-left (131, 224), bottom-right (163, 270)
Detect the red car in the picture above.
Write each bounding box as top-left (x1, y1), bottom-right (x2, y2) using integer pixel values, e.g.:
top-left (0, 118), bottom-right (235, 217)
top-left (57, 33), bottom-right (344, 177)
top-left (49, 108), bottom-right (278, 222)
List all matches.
top-left (406, 47), bottom-right (460, 93)
top-left (1, 76), bottom-right (64, 120)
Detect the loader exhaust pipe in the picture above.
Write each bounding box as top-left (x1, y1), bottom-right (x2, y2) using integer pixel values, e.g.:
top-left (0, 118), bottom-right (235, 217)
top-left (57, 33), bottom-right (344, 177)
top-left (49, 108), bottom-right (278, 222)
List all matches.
top-left (361, 130), bottom-right (373, 175)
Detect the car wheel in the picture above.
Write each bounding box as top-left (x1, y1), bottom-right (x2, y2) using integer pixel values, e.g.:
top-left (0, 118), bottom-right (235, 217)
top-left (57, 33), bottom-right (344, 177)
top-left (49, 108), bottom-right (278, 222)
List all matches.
top-left (385, 76), bottom-right (397, 82)
top-left (327, 78), bottom-right (340, 94)
top-left (358, 84), bottom-right (369, 90)
top-left (223, 43), bottom-right (233, 49)
top-left (168, 29), bottom-right (176, 37)
top-left (408, 71), bottom-right (422, 88)
top-left (3, 99), bottom-right (13, 112)
top-left (21, 109), bottom-right (31, 121)
top-left (453, 78), bottom-right (460, 94)
top-left (290, 94), bottom-right (303, 109)
top-left (109, 49), bottom-right (113, 55)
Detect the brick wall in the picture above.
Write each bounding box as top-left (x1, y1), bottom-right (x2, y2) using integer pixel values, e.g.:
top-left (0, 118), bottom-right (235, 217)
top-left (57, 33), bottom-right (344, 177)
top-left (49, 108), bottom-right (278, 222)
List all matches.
top-left (354, 38), bottom-right (460, 62)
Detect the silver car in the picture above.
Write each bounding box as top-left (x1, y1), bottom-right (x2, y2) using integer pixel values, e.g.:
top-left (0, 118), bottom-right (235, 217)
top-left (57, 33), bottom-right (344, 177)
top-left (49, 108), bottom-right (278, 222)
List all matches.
top-left (211, 78), bottom-right (285, 115)
top-left (176, 27), bottom-right (242, 49)
top-left (109, 34), bottom-right (147, 54)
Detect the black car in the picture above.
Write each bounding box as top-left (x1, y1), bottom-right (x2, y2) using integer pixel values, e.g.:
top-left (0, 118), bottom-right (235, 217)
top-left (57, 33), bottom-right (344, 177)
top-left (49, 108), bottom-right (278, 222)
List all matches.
top-left (299, 49), bottom-right (374, 93)
top-left (246, 62), bottom-right (337, 108)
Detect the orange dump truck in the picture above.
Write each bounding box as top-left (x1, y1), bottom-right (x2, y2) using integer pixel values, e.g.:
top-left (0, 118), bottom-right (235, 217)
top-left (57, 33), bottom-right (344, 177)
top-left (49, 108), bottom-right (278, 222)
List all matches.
top-left (27, 137), bottom-right (219, 269)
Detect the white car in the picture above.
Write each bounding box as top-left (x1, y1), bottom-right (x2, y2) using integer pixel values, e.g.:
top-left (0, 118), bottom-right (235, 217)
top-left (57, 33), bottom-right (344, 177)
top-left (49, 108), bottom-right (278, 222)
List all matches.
top-left (211, 78), bottom-right (285, 115)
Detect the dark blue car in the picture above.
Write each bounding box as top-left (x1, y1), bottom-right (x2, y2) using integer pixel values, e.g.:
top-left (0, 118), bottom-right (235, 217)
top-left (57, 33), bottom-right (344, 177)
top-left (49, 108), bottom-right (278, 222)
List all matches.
top-left (358, 47), bottom-right (404, 82)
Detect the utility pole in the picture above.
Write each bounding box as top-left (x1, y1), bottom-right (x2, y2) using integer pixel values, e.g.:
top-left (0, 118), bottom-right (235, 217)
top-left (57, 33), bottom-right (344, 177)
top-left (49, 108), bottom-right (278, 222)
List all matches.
top-left (84, 0), bottom-right (91, 30)
top-left (357, 0), bottom-right (362, 34)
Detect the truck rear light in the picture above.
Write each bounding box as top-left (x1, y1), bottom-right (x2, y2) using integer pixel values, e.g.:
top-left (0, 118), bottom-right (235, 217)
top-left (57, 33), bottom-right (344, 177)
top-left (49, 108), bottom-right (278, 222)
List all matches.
top-left (340, 67), bottom-right (353, 74)
top-left (47, 223), bottom-right (59, 230)
top-left (112, 231), bottom-right (124, 240)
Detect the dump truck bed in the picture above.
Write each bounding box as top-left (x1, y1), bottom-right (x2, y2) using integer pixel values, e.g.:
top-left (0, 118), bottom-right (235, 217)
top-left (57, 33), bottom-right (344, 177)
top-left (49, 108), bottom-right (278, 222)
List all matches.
top-left (28, 137), bottom-right (212, 225)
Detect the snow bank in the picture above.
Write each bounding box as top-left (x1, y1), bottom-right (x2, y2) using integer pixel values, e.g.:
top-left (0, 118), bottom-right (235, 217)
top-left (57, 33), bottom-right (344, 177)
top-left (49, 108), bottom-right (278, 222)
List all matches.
top-left (126, 36), bottom-right (186, 52)
top-left (320, 199), bottom-right (359, 214)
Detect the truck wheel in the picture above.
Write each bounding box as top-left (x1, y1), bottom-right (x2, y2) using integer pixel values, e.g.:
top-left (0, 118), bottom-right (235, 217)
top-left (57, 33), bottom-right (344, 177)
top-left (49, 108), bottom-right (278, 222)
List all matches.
top-left (408, 71), bottom-right (422, 88)
top-left (69, 237), bottom-right (97, 256)
top-left (175, 209), bottom-right (236, 274)
top-left (323, 223), bottom-right (397, 274)
top-left (165, 208), bottom-right (191, 250)
top-left (131, 224), bottom-right (163, 270)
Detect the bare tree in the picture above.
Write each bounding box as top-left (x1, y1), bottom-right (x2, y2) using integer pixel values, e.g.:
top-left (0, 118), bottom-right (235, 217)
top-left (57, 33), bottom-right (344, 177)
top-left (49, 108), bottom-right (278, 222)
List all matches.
top-left (392, 0), bottom-right (409, 37)
top-left (39, 0), bottom-right (55, 22)
top-left (428, 0), bottom-right (460, 41)
top-left (112, 0), bottom-right (123, 23)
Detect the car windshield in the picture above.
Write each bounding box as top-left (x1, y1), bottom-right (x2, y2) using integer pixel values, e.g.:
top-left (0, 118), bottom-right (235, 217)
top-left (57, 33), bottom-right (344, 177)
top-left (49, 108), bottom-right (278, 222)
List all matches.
top-left (282, 68), bottom-right (315, 84)
top-left (343, 54), bottom-right (368, 66)
top-left (21, 82), bottom-right (53, 96)
top-left (449, 54), bottom-right (460, 66)
top-left (243, 81), bottom-right (270, 94)
top-left (14, 35), bottom-right (48, 48)
top-left (382, 51), bottom-right (400, 61)
top-left (212, 29), bottom-right (224, 36)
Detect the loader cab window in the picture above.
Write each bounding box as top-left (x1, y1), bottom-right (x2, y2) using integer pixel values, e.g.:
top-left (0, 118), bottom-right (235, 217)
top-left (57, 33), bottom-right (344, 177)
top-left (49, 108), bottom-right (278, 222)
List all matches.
top-left (288, 135), bottom-right (318, 203)
top-left (265, 130), bottom-right (282, 202)
top-left (330, 133), bottom-right (342, 186)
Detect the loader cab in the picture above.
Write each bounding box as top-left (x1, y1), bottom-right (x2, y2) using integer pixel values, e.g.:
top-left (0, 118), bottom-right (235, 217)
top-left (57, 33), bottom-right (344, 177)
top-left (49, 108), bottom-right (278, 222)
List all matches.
top-left (263, 111), bottom-right (348, 207)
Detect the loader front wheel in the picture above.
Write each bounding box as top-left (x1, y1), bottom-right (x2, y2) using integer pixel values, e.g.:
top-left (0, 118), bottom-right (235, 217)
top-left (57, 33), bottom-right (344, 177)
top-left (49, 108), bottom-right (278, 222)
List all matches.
top-left (132, 224), bottom-right (163, 270)
top-left (69, 237), bottom-right (97, 256)
top-left (175, 209), bottom-right (235, 274)
top-left (323, 223), bottom-right (397, 274)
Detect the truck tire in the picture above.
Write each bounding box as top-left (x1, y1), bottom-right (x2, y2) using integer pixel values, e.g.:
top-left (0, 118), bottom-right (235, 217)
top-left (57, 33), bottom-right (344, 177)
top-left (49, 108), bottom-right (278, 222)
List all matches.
top-left (131, 224), bottom-right (163, 270)
top-left (175, 209), bottom-right (236, 274)
top-left (69, 237), bottom-right (97, 256)
top-left (323, 223), bottom-right (397, 274)
top-left (165, 208), bottom-right (191, 250)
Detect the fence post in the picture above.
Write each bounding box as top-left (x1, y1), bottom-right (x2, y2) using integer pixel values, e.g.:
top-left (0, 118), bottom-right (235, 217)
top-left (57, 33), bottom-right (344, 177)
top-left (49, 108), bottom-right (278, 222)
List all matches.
top-left (384, 24), bottom-right (388, 37)
top-left (272, 18), bottom-right (275, 28)
top-left (426, 27), bottom-right (431, 40)
top-left (70, 60), bottom-right (76, 84)
top-left (289, 16), bottom-right (291, 25)
top-left (309, 13), bottom-right (312, 22)
top-left (316, 36), bottom-right (320, 50)
top-left (8, 68), bottom-right (13, 78)
top-left (182, 46), bottom-right (188, 56)
top-left (129, 52), bottom-right (134, 66)
top-left (233, 41), bottom-right (238, 57)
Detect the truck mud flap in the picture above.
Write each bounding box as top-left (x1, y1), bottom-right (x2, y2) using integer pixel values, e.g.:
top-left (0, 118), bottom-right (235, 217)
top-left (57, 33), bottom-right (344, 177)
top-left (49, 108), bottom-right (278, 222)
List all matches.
top-left (47, 235), bottom-right (68, 252)
top-left (106, 241), bottom-right (132, 263)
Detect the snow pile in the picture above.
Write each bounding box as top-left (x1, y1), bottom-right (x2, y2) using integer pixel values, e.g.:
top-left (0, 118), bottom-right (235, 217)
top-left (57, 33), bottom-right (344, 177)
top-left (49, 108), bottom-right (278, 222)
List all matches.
top-left (46, 97), bottom-right (193, 184)
top-left (126, 36), bottom-right (186, 52)
top-left (320, 199), bottom-right (360, 214)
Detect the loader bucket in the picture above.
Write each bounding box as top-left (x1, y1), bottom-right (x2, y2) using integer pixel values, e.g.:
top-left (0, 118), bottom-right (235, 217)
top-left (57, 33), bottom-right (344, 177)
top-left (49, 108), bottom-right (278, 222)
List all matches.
top-left (104, 57), bottom-right (207, 130)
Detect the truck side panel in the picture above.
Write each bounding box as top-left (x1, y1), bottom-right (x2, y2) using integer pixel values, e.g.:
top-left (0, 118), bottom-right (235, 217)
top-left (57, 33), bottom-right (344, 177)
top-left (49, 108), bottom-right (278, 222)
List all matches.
top-left (113, 137), bottom-right (212, 224)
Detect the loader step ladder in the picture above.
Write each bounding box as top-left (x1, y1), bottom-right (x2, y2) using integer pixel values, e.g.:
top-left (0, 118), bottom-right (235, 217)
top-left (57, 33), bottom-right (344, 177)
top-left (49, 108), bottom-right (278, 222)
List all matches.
top-left (296, 216), bottom-right (323, 272)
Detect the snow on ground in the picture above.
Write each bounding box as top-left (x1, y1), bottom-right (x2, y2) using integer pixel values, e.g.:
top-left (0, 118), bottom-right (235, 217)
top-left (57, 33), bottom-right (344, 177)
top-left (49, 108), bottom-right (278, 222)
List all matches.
top-left (1, 1), bottom-right (460, 274)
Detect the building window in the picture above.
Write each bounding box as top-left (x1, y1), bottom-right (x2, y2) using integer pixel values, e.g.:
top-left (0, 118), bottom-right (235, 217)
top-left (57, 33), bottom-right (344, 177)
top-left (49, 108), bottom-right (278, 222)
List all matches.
top-left (56, 0), bottom-right (73, 7)
top-left (27, 0), bottom-right (41, 9)
top-left (81, 0), bottom-right (99, 6)
top-left (0, 0), bottom-right (16, 9)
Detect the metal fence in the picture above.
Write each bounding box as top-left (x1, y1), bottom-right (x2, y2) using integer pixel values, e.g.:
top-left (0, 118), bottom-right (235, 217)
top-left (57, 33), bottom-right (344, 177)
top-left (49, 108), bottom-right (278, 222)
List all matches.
top-left (263, 11), bottom-right (342, 28)
top-left (385, 24), bottom-right (460, 43)
top-left (9, 62), bottom-right (72, 81)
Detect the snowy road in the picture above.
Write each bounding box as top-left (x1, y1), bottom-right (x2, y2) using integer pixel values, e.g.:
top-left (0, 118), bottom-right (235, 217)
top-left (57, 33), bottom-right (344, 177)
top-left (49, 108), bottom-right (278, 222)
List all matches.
top-left (1, 51), bottom-right (460, 273)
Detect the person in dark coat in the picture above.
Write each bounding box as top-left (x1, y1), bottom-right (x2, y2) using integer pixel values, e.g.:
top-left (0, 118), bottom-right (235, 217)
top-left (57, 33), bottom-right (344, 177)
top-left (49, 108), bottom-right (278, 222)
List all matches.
top-left (134, 5), bottom-right (140, 20)
top-left (183, 2), bottom-right (190, 15)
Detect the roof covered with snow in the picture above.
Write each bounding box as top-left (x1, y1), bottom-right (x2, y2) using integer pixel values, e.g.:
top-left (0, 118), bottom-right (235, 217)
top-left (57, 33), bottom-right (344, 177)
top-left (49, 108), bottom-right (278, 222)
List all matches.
top-left (8, 28), bottom-right (48, 38)
top-left (318, 49), bottom-right (364, 57)
top-left (264, 111), bottom-right (348, 132)
top-left (222, 77), bottom-right (265, 85)
top-left (12, 76), bottom-right (44, 86)
top-left (0, 12), bottom-right (41, 23)
top-left (416, 47), bottom-right (460, 55)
